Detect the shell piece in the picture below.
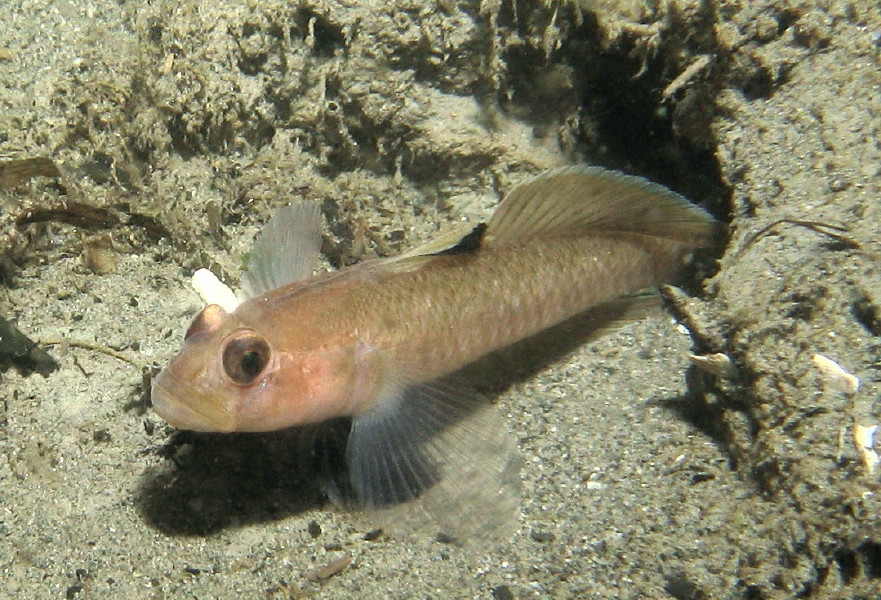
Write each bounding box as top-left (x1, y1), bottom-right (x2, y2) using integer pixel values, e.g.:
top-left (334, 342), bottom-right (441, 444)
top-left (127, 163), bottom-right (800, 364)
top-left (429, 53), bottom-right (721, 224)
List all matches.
top-left (687, 352), bottom-right (737, 378)
top-left (304, 553), bottom-right (352, 581)
top-left (854, 424), bottom-right (880, 475)
top-left (191, 268), bottom-right (240, 312)
top-left (811, 353), bottom-right (859, 394)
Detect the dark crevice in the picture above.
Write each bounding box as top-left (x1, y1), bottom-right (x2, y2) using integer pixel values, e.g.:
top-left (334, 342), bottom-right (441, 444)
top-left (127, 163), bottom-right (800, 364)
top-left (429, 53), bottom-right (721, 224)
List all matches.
top-left (833, 542), bottom-right (881, 584)
top-left (775, 8), bottom-right (801, 35)
top-left (236, 50), bottom-right (269, 75)
top-left (499, 3), bottom-right (730, 292)
top-left (294, 9), bottom-right (346, 57)
top-left (852, 295), bottom-right (881, 336)
top-left (744, 585), bottom-right (766, 600)
top-left (501, 4), bottom-right (730, 221)
top-left (859, 541), bottom-right (881, 579)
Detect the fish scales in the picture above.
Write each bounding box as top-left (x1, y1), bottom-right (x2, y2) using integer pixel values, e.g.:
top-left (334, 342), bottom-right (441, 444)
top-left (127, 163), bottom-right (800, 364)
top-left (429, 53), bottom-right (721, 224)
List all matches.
top-left (238, 234), bottom-right (684, 387)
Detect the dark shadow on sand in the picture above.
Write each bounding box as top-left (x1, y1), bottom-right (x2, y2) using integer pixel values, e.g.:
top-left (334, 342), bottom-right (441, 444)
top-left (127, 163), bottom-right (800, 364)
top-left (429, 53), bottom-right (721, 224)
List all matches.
top-left (651, 364), bottom-right (760, 474)
top-left (136, 426), bottom-right (336, 536)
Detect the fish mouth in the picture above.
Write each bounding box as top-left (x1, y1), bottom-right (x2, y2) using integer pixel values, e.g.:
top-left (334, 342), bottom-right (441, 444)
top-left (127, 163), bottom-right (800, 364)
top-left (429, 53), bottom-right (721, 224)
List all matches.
top-left (150, 369), bottom-right (236, 433)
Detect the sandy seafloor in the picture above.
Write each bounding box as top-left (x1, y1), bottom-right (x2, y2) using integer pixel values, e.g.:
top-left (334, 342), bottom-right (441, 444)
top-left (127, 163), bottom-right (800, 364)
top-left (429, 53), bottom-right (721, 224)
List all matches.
top-left (1, 1), bottom-right (880, 598)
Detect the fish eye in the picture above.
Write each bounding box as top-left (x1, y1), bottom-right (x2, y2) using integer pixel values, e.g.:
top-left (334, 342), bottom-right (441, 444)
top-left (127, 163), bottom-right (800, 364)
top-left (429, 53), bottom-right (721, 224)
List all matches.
top-left (222, 333), bottom-right (270, 385)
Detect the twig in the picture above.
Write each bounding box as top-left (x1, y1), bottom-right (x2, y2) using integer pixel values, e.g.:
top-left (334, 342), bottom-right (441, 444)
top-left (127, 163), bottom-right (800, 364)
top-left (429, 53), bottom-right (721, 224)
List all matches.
top-left (39, 338), bottom-right (142, 368)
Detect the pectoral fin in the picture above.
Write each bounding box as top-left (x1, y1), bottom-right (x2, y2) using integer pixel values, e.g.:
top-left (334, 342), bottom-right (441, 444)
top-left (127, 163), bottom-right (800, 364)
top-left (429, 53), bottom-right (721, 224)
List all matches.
top-left (343, 377), bottom-right (521, 541)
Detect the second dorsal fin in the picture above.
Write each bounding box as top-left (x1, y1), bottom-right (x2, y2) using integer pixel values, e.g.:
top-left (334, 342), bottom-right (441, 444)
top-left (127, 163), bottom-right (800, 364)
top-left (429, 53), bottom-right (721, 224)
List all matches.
top-left (484, 166), bottom-right (716, 248)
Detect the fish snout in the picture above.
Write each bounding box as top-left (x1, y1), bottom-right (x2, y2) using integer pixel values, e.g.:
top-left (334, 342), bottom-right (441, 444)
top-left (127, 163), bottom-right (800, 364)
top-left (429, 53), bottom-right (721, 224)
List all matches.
top-left (150, 368), bottom-right (237, 432)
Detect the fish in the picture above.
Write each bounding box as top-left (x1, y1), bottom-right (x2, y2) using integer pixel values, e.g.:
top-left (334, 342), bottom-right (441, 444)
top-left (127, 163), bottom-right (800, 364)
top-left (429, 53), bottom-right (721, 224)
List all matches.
top-left (151, 166), bottom-right (717, 538)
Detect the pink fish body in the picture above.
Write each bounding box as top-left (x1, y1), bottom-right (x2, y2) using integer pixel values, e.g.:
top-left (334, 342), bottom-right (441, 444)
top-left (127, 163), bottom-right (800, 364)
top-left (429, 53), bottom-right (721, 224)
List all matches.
top-left (152, 166), bottom-right (716, 537)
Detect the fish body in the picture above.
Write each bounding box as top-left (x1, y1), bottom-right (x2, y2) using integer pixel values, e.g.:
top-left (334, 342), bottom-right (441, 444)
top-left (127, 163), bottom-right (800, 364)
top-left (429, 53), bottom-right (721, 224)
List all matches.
top-left (151, 166), bottom-right (716, 536)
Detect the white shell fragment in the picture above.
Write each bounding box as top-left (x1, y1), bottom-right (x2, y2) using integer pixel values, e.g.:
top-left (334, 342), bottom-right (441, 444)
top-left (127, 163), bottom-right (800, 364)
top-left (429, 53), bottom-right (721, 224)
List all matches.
top-left (811, 353), bottom-right (859, 395)
top-left (687, 352), bottom-right (737, 378)
top-left (854, 424), bottom-right (880, 475)
top-left (191, 268), bottom-right (240, 312)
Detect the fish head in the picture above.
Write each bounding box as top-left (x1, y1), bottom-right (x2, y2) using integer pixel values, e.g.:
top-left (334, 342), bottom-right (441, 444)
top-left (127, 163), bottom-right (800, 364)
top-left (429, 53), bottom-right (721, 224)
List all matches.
top-left (151, 303), bottom-right (296, 432)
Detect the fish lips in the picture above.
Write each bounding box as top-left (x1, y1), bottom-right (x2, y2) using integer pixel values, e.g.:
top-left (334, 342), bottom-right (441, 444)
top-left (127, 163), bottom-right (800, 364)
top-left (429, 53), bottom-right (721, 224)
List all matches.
top-left (150, 368), bottom-right (237, 433)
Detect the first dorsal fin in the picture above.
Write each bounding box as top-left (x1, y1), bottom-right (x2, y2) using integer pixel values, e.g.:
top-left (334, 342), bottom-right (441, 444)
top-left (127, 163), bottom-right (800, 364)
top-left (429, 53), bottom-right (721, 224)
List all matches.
top-left (240, 202), bottom-right (323, 299)
top-left (484, 166), bottom-right (716, 247)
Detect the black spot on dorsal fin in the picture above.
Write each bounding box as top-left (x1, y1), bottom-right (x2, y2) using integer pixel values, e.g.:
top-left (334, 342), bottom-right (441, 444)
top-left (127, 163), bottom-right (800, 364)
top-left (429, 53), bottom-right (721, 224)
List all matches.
top-left (433, 223), bottom-right (487, 256)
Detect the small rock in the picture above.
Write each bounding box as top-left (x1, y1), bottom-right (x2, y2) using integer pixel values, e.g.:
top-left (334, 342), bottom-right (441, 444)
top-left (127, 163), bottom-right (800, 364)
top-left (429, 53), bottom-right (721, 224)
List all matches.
top-left (530, 529), bottom-right (555, 543)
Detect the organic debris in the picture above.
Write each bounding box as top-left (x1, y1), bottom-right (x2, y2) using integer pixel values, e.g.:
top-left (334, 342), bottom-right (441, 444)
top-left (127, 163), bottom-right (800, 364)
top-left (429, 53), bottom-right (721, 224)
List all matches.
top-left (0, 157), bottom-right (60, 189)
top-left (81, 234), bottom-right (118, 274)
top-left (0, 315), bottom-right (58, 375)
